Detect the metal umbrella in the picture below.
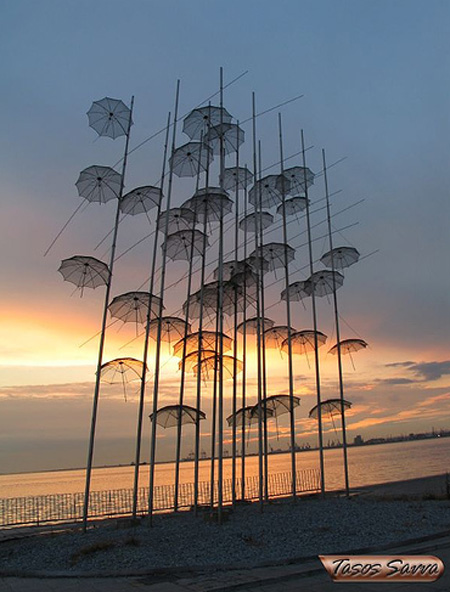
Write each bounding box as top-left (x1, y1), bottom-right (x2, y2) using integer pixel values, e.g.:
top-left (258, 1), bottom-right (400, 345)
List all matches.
top-left (328, 338), bottom-right (368, 370)
top-left (237, 316), bottom-right (274, 335)
top-left (283, 330), bottom-right (327, 367)
top-left (170, 142), bottom-right (213, 177)
top-left (58, 255), bottom-right (110, 295)
top-left (205, 122), bottom-right (245, 155)
top-left (150, 405), bottom-right (206, 428)
top-left (239, 211), bottom-right (274, 233)
top-left (183, 281), bottom-right (221, 321)
top-left (87, 97), bottom-right (133, 139)
top-left (100, 357), bottom-right (145, 401)
top-left (181, 349), bottom-right (219, 373)
top-left (264, 325), bottom-right (295, 350)
top-left (183, 106), bottom-right (232, 140)
top-left (281, 280), bottom-right (309, 303)
top-left (213, 259), bottom-right (253, 281)
top-left (248, 174), bottom-right (283, 209)
top-left (173, 331), bottom-right (233, 358)
top-left (251, 242), bottom-right (295, 273)
top-left (163, 229), bottom-right (208, 261)
top-left (305, 270), bottom-right (344, 297)
top-left (276, 166), bottom-right (314, 194)
top-left (252, 394), bottom-right (301, 439)
top-left (223, 166), bottom-right (253, 191)
top-left (147, 316), bottom-right (191, 346)
top-left (75, 165), bottom-right (122, 203)
top-left (157, 207), bottom-right (197, 233)
top-left (276, 196), bottom-right (308, 216)
top-left (120, 185), bottom-right (161, 216)
top-left (320, 246), bottom-right (360, 270)
top-left (309, 398), bottom-right (352, 437)
top-left (182, 187), bottom-right (233, 223)
top-left (108, 291), bottom-right (163, 327)
top-left (193, 354), bottom-right (243, 381)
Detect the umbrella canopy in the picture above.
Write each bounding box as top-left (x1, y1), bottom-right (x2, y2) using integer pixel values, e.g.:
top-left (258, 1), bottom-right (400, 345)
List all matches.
top-left (239, 211), bottom-right (274, 233)
top-left (223, 166), bottom-right (253, 191)
top-left (226, 406), bottom-right (257, 428)
top-left (100, 357), bottom-right (145, 383)
top-left (147, 316), bottom-right (191, 344)
top-left (58, 255), bottom-right (110, 292)
top-left (328, 338), bottom-right (368, 356)
top-left (276, 166), bottom-right (315, 194)
top-left (87, 97), bottom-right (133, 139)
top-left (305, 270), bottom-right (344, 297)
top-left (281, 280), bottom-right (309, 302)
top-left (182, 281), bottom-right (221, 320)
top-left (252, 394), bottom-right (301, 418)
top-left (158, 208), bottom-right (197, 233)
top-left (75, 165), bottom-right (122, 204)
top-left (120, 185), bottom-right (161, 216)
top-left (204, 122), bottom-right (245, 155)
top-left (182, 106), bottom-right (232, 141)
top-left (170, 142), bottom-right (213, 177)
top-left (249, 175), bottom-right (282, 209)
top-left (173, 331), bottom-right (233, 358)
top-left (264, 326), bottom-right (296, 349)
top-left (213, 259), bottom-right (254, 281)
top-left (309, 398), bottom-right (352, 420)
top-left (283, 330), bottom-right (327, 355)
top-left (251, 242), bottom-right (295, 272)
top-left (108, 291), bottom-right (163, 325)
top-left (181, 349), bottom-right (218, 372)
top-left (182, 187), bottom-right (233, 223)
top-left (193, 354), bottom-right (243, 381)
top-left (320, 246), bottom-right (360, 270)
top-left (163, 229), bottom-right (208, 261)
top-left (276, 196), bottom-right (308, 216)
top-left (237, 316), bottom-right (274, 335)
top-left (150, 405), bottom-right (206, 428)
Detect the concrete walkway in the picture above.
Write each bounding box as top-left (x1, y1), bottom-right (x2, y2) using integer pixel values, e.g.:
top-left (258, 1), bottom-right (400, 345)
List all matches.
top-left (1, 532), bottom-right (448, 591)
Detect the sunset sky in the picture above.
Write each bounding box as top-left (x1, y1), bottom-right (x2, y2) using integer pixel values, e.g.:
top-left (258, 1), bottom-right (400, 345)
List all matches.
top-left (1, 0), bottom-right (449, 474)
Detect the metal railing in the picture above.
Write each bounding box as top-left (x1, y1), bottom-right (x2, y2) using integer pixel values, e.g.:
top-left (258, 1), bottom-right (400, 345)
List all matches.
top-left (0, 468), bottom-right (320, 528)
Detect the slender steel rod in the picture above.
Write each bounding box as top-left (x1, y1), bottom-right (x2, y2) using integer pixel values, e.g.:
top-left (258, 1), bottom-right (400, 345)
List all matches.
top-left (132, 112), bottom-right (171, 518)
top-left (277, 112), bottom-right (297, 500)
top-left (251, 92), bottom-right (264, 510)
top-left (148, 81), bottom-right (181, 521)
top-left (301, 130), bottom-right (325, 495)
top-left (322, 148), bottom-right (350, 496)
top-left (83, 96), bottom-right (135, 531)
top-left (240, 169), bottom-right (249, 500)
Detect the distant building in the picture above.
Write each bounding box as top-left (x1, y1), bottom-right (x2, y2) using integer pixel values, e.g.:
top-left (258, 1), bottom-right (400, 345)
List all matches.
top-left (354, 435), bottom-right (364, 446)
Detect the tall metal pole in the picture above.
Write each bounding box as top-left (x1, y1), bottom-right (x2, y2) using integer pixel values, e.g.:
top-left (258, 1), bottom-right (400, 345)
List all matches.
top-left (322, 148), bottom-right (350, 496)
top-left (278, 113), bottom-right (297, 500)
top-left (252, 92), bottom-right (264, 509)
top-left (83, 96), bottom-right (135, 531)
top-left (132, 112), bottom-right (171, 518)
top-left (148, 81), bottom-right (181, 521)
top-left (240, 168), bottom-right (249, 500)
top-left (301, 130), bottom-right (325, 495)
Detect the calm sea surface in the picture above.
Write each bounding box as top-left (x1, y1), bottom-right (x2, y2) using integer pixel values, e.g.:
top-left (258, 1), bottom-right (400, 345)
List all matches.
top-left (1, 438), bottom-right (449, 499)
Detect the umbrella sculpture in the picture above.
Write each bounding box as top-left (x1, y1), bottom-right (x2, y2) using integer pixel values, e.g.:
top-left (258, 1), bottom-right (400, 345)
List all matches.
top-left (170, 142), bottom-right (213, 177)
top-left (182, 106), bottom-right (232, 140)
top-left (75, 165), bottom-right (122, 204)
top-left (276, 196), bottom-right (308, 217)
top-left (204, 122), bottom-right (245, 155)
top-left (227, 405), bottom-right (275, 447)
top-left (173, 331), bottom-right (233, 358)
top-left (305, 270), bottom-right (344, 298)
top-left (193, 354), bottom-right (243, 381)
top-left (237, 316), bottom-right (274, 334)
top-left (309, 398), bottom-right (352, 438)
top-left (182, 187), bottom-right (233, 223)
top-left (147, 316), bottom-right (191, 346)
top-left (283, 330), bottom-right (327, 368)
top-left (264, 325), bottom-right (296, 350)
top-left (252, 394), bottom-right (301, 439)
top-left (281, 280), bottom-right (309, 303)
top-left (87, 97), bottom-right (133, 139)
top-left (100, 357), bottom-right (146, 401)
top-left (158, 207), bottom-right (197, 233)
top-left (213, 259), bottom-right (253, 281)
top-left (248, 174), bottom-right (283, 209)
top-left (163, 229), bottom-right (208, 261)
top-left (276, 166), bottom-right (315, 194)
top-left (58, 255), bottom-right (110, 296)
top-left (150, 405), bottom-right (206, 428)
top-left (320, 246), bottom-right (360, 270)
top-left (108, 291), bottom-right (163, 328)
top-left (239, 211), bottom-right (274, 232)
top-left (251, 242), bottom-right (295, 273)
top-left (328, 338), bottom-right (368, 370)
top-left (120, 185), bottom-right (161, 216)
top-left (223, 166), bottom-right (253, 191)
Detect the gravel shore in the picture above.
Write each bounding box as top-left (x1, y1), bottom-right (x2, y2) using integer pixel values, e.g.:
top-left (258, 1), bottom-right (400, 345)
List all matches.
top-left (1, 496), bottom-right (450, 574)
